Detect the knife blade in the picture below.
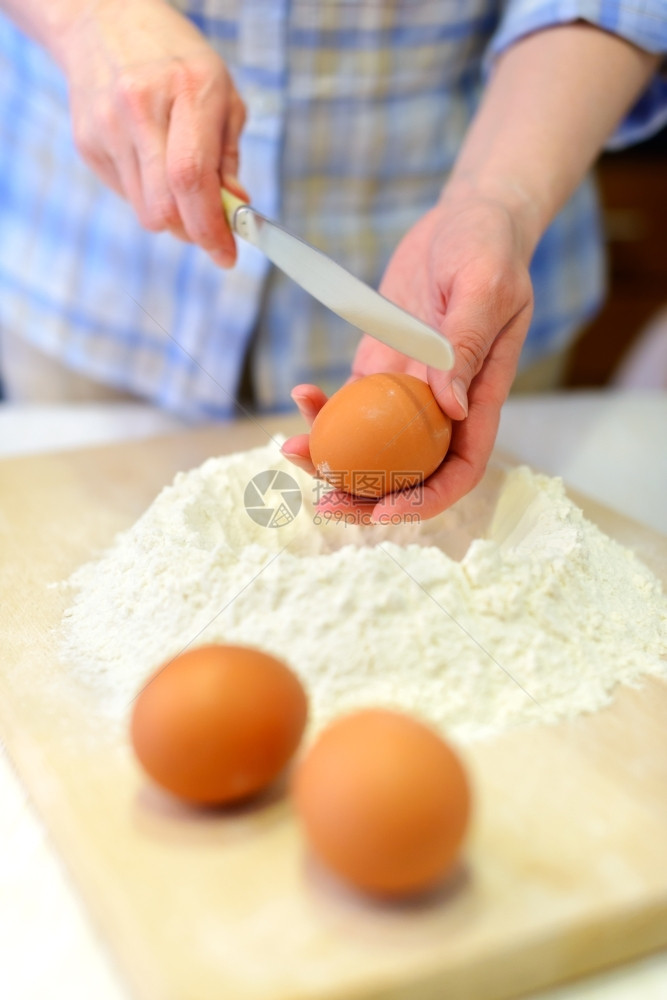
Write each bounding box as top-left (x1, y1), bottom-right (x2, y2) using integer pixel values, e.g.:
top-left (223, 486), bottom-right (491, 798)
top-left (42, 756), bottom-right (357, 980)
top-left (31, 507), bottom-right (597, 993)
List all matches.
top-left (221, 190), bottom-right (455, 371)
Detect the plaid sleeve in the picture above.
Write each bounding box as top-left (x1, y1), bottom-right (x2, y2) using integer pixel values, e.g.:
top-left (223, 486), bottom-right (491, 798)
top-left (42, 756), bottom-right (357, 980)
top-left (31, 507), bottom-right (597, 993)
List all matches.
top-left (486, 0), bottom-right (667, 148)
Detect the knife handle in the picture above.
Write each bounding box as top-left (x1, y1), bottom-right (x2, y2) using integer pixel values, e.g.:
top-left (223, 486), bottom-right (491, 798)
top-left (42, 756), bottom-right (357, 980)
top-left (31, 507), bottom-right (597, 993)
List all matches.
top-left (221, 187), bottom-right (248, 227)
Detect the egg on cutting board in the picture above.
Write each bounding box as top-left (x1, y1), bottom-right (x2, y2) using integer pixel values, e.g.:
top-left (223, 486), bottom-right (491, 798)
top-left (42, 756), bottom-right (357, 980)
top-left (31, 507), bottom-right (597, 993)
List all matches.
top-left (130, 644), bottom-right (308, 805)
top-left (292, 708), bottom-right (471, 897)
top-left (309, 372), bottom-right (452, 499)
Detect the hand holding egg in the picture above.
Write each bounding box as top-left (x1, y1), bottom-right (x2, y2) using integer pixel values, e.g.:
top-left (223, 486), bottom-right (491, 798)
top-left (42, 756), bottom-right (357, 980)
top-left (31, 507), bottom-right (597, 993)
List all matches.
top-left (282, 372), bottom-right (455, 523)
top-left (283, 192), bottom-right (535, 519)
top-left (309, 373), bottom-right (451, 500)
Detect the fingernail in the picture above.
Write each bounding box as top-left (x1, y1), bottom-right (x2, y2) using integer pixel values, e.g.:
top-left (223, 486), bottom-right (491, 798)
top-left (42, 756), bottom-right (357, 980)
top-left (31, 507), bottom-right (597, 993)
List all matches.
top-left (290, 392), bottom-right (318, 421)
top-left (281, 451), bottom-right (314, 473)
top-left (452, 377), bottom-right (469, 418)
top-left (280, 442), bottom-right (306, 458)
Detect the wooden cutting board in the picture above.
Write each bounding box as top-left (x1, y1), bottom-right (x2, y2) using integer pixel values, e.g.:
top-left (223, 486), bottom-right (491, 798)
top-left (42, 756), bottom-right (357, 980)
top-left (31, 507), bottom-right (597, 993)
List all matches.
top-left (1, 418), bottom-right (666, 1000)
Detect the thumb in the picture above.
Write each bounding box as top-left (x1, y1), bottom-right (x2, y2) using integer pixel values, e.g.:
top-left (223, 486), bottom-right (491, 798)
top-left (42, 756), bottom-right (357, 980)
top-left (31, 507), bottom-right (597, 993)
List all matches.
top-left (428, 304), bottom-right (497, 421)
top-left (431, 369), bottom-right (470, 421)
top-left (429, 297), bottom-right (532, 421)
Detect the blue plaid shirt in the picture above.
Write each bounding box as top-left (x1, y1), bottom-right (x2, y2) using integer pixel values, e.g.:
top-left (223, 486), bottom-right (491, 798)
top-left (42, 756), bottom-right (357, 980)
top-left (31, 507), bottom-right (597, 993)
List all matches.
top-left (1, 1), bottom-right (666, 418)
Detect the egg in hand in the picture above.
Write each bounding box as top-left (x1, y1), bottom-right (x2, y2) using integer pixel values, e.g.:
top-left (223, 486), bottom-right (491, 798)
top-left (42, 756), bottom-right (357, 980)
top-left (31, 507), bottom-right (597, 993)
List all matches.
top-left (309, 372), bottom-right (452, 499)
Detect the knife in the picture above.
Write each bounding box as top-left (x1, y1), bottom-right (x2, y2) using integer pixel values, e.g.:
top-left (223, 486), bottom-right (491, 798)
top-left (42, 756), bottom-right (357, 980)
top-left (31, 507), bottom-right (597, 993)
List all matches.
top-left (221, 189), bottom-right (455, 371)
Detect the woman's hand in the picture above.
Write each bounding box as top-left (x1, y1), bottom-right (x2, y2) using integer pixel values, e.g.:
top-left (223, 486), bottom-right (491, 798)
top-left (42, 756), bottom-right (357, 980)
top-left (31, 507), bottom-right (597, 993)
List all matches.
top-left (282, 187), bottom-right (534, 520)
top-left (54, 0), bottom-right (247, 266)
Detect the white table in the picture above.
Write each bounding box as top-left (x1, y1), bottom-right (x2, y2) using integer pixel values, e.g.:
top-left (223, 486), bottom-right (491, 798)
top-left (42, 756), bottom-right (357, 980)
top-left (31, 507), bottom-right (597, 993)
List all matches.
top-left (1, 392), bottom-right (666, 1000)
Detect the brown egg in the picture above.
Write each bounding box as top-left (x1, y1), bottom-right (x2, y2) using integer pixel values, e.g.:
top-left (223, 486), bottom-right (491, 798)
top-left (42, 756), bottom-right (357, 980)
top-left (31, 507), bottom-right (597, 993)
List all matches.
top-left (309, 373), bottom-right (452, 498)
top-left (130, 644), bottom-right (308, 805)
top-left (292, 708), bottom-right (471, 897)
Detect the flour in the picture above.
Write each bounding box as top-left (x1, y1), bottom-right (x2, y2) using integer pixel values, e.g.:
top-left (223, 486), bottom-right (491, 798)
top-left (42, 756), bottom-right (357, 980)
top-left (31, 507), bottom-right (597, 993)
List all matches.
top-left (59, 440), bottom-right (667, 743)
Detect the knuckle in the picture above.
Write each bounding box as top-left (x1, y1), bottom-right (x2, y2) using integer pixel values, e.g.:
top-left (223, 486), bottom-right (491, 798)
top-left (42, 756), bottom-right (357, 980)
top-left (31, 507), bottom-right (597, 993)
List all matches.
top-left (168, 155), bottom-right (205, 194)
top-left (116, 73), bottom-right (151, 121)
top-left (172, 62), bottom-right (207, 98)
top-left (455, 328), bottom-right (493, 376)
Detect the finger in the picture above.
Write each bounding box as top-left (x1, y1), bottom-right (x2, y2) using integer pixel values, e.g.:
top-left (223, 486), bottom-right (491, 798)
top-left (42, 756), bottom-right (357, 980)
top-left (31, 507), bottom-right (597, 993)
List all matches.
top-left (282, 383), bottom-right (331, 473)
top-left (373, 455), bottom-right (477, 521)
top-left (113, 73), bottom-right (183, 237)
top-left (88, 148), bottom-right (125, 199)
top-left (94, 100), bottom-right (149, 218)
top-left (219, 93), bottom-right (246, 184)
top-left (372, 425), bottom-right (488, 522)
top-left (281, 435), bottom-right (316, 475)
top-left (110, 141), bottom-right (146, 222)
top-left (427, 401), bottom-right (499, 512)
top-left (211, 161), bottom-right (252, 264)
top-left (73, 111), bottom-right (128, 201)
top-left (166, 87), bottom-right (236, 263)
top-left (428, 290), bottom-right (532, 422)
top-left (136, 135), bottom-right (191, 239)
top-left (290, 384), bottom-right (329, 427)
top-left (129, 115), bottom-right (186, 236)
top-left (375, 354), bottom-right (508, 521)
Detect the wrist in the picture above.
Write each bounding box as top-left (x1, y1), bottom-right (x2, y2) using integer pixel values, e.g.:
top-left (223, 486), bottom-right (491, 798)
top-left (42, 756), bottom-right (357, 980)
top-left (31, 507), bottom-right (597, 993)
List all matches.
top-left (0, 0), bottom-right (86, 62)
top-left (13, 1), bottom-right (93, 65)
top-left (30, 1), bottom-right (97, 68)
top-left (48, 0), bottom-right (150, 69)
top-left (440, 170), bottom-right (544, 264)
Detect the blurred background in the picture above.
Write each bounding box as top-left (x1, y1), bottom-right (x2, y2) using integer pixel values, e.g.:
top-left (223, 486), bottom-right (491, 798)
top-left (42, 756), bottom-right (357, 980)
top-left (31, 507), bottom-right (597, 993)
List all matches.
top-left (557, 126), bottom-right (667, 392)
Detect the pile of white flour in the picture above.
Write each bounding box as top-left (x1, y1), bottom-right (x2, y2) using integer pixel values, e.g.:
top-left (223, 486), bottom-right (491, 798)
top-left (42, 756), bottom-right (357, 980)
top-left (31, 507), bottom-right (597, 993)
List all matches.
top-left (59, 440), bottom-right (666, 742)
